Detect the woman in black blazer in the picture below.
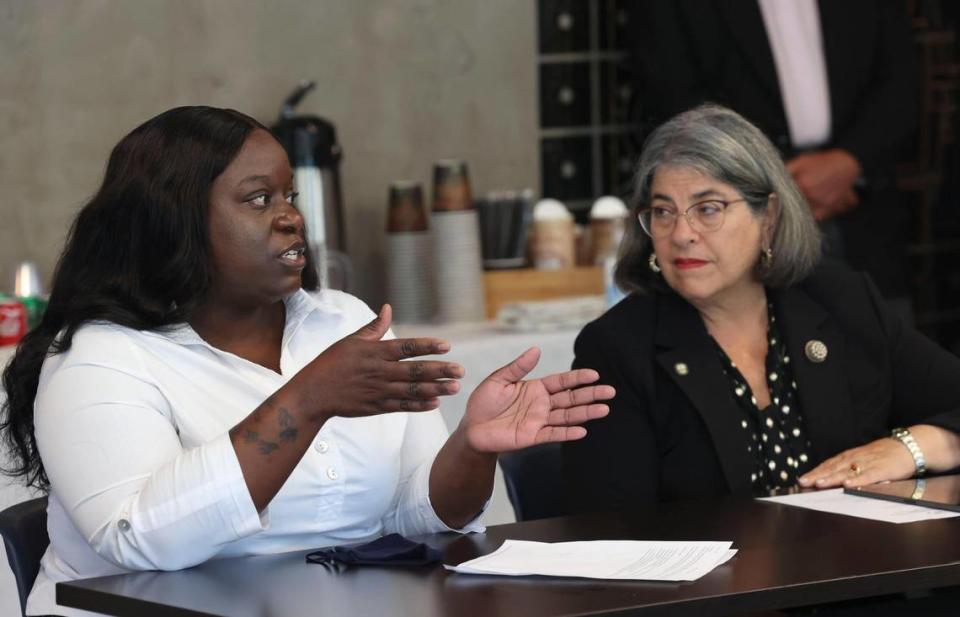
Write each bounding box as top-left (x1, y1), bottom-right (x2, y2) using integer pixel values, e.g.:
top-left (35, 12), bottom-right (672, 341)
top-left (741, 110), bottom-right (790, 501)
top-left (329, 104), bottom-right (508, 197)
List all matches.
top-left (563, 105), bottom-right (960, 512)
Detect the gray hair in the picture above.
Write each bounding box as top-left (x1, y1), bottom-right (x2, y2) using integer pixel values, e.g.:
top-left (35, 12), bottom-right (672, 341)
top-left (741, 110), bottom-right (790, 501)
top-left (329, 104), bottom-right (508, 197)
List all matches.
top-left (616, 104), bottom-right (821, 294)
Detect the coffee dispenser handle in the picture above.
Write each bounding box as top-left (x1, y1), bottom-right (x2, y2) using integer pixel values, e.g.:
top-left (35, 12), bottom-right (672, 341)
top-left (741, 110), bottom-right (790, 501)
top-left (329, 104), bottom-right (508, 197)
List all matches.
top-left (279, 80), bottom-right (316, 121)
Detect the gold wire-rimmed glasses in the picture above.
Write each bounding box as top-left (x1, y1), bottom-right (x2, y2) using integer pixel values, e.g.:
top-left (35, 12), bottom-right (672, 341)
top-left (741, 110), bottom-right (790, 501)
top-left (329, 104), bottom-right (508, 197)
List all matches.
top-left (637, 199), bottom-right (749, 238)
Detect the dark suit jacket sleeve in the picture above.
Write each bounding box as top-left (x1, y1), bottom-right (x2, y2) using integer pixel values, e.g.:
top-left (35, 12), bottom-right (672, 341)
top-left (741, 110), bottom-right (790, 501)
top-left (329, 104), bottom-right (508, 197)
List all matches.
top-left (860, 273), bottom-right (960, 437)
top-left (831, 2), bottom-right (919, 180)
top-left (630, 0), bottom-right (714, 124)
top-left (562, 318), bottom-right (661, 514)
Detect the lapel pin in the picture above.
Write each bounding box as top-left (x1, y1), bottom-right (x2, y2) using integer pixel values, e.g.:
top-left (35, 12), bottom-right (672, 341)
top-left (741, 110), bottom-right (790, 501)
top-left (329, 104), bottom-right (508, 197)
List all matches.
top-left (804, 340), bottom-right (828, 363)
top-left (674, 362), bottom-right (689, 376)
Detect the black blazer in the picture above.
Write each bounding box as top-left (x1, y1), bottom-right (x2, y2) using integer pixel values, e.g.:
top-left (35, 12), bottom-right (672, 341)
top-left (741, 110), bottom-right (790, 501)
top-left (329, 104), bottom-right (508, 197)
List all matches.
top-left (630, 0), bottom-right (918, 179)
top-left (628, 0), bottom-right (919, 295)
top-left (562, 266), bottom-right (960, 513)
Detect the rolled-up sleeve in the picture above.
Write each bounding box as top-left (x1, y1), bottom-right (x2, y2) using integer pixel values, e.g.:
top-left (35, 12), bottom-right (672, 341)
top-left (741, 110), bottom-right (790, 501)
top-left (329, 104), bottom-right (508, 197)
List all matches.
top-left (35, 354), bottom-right (265, 571)
top-left (381, 410), bottom-right (486, 536)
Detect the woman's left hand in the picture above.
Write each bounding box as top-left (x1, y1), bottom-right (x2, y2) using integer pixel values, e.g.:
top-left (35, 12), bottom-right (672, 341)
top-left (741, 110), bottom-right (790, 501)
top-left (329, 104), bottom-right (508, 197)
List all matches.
top-left (798, 437), bottom-right (915, 489)
top-left (461, 347), bottom-right (615, 453)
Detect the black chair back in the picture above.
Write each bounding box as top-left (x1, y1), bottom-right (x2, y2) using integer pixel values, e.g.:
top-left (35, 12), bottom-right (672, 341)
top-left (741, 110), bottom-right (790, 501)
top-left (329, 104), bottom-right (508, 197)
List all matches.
top-left (0, 496), bottom-right (49, 616)
top-left (498, 443), bottom-right (566, 521)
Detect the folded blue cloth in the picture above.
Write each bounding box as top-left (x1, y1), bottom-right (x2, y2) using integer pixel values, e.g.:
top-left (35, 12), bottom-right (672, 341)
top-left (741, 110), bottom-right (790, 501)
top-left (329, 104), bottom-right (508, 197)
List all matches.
top-left (305, 533), bottom-right (442, 567)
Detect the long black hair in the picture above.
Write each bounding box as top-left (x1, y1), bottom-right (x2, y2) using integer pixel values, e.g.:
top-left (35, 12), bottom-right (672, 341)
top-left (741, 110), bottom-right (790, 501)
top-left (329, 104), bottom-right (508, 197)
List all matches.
top-left (1, 106), bottom-right (319, 489)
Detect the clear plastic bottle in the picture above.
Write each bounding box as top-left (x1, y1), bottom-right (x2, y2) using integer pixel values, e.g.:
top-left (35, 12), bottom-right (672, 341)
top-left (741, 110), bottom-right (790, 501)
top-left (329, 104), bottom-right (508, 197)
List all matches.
top-left (601, 219), bottom-right (627, 309)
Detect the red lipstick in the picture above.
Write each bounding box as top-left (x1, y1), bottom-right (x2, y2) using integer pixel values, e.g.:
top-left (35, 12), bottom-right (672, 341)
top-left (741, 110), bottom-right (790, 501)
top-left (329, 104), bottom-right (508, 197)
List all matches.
top-left (673, 258), bottom-right (708, 269)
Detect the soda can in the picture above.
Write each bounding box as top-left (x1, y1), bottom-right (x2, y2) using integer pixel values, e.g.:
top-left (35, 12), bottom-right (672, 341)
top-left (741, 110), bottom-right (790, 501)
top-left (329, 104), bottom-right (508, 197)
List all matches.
top-left (0, 296), bottom-right (27, 346)
top-left (18, 296), bottom-right (47, 330)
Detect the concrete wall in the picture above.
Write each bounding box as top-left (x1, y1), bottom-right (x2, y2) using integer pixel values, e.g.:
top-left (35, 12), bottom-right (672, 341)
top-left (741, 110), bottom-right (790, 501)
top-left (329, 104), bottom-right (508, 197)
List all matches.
top-left (0, 0), bottom-right (539, 305)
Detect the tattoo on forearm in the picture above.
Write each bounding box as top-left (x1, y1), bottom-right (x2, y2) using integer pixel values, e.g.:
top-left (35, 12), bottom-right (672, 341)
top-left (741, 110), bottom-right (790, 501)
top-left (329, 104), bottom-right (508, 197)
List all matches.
top-left (233, 426), bottom-right (279, 456)
top-left (278, 407), bottom-right (298, 442)
top-left (258, 441), bottom-right (279, 455)
top-left (231, 399), bottom-right (300, 457)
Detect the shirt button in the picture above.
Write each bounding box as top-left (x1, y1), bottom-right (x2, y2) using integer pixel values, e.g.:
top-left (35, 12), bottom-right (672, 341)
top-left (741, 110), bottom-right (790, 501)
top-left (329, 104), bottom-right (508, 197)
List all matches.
top-left (315, 440), bottom-right (329, 454)
top-left (326, 467), bottom-right (338, 481)
top-left (118, 519), bottom-right (131, 532)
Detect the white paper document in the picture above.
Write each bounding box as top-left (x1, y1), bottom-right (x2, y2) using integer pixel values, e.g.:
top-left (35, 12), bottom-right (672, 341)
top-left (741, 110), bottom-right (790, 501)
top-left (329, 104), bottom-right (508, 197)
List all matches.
top-left (759, 488), bottom-right (960, 524)
top-left (445, 539), bottom-right (736, 582)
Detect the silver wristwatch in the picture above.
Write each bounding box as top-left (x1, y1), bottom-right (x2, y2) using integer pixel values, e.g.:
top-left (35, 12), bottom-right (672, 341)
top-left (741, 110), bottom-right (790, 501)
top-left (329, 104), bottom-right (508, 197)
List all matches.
top-left (891, 427), bottom-right (927, 477)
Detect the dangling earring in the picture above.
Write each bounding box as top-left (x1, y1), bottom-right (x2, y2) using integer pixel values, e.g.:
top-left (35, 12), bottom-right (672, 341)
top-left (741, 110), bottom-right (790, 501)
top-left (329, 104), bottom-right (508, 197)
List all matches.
top-left (648, 252), bottom-right (661, 273)
top-left (760, 247), bottom-right (773, 269)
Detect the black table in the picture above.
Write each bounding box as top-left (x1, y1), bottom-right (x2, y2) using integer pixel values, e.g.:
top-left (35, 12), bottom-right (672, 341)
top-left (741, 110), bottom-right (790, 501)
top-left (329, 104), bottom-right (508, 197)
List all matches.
top-left (57, 497), bottom-right (960, 616)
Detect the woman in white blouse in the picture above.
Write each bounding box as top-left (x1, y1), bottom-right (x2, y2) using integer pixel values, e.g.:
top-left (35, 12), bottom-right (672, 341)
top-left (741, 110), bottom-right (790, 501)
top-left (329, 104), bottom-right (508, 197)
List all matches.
top-left (0, 106), bottom-right (614, 616)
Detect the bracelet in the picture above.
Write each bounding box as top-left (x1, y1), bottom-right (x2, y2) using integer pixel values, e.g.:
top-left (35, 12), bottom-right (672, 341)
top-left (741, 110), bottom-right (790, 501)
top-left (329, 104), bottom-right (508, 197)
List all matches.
top-left (911, 478), bottom-right (927, 501)
top-left (891, 427), bottom-right (927, 477)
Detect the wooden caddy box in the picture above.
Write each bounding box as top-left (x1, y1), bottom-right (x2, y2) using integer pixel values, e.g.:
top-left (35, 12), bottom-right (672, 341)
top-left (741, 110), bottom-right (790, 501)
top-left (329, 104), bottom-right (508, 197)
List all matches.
top-left (481, 267), bottom-right (604, 319)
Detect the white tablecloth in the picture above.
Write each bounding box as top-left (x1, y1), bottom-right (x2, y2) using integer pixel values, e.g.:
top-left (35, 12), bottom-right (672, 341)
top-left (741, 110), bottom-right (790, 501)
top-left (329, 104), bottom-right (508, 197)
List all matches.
top-left (0, 346), bottom-right (13, 373)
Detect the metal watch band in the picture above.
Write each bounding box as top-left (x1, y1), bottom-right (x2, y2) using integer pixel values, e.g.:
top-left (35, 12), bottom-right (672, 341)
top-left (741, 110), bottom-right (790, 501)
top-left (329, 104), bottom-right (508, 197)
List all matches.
top-left (891, 427), bottom-right (927, 477)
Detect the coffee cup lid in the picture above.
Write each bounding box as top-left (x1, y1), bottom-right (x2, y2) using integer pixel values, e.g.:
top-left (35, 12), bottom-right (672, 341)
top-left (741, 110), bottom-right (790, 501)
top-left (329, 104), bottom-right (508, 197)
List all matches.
top-left (590, 196), bottom-right (628, 219)
top-left (533, 199), bottom-right (572, 221)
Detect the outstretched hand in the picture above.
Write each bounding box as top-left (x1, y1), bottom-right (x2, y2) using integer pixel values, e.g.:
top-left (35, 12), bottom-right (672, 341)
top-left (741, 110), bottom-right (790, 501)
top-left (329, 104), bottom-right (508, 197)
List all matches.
top-left (289, 304), bottom-right (464, 421)
top-left (460, 347), bottom-right (615, 453)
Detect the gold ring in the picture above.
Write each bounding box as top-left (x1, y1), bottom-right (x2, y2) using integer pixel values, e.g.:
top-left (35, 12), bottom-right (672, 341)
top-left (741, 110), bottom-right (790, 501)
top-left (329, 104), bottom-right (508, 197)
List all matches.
top-left (849, 463), bottom-right (862, 477)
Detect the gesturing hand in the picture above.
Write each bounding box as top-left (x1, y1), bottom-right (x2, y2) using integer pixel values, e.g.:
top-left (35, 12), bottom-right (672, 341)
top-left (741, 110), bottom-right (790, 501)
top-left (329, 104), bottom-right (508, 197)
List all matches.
top-left (461, 347), bottom-right (615, 453)
top-left (289, 304), bottom-right (464, 421)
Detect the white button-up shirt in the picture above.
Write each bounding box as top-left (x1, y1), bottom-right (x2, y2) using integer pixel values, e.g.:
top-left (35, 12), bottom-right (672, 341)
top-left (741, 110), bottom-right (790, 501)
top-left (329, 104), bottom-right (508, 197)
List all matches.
top-left (758, 0), bottom-right (832, 149)
top-left (27, 289), bottom-right (483, 617)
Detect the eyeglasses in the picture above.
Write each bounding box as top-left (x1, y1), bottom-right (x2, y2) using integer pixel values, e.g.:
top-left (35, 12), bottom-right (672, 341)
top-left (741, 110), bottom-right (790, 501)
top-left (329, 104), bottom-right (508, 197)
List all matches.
top-left (637, 199), bottom-right (748, 238)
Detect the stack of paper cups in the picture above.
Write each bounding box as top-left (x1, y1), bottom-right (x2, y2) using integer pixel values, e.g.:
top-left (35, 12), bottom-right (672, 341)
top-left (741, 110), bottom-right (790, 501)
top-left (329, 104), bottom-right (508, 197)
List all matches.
top-left (431, 160), bottom-right (485, 322)
top-left (431, 211), bottom-right (485, 322)
top-left (385, 181), bottom-right (434, 323)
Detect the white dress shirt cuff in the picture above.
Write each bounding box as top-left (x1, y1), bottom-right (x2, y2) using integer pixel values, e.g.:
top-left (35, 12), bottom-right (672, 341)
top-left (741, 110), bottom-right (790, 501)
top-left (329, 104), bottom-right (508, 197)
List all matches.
top-left (408, 457), bottom-right (488, 535)
top-left (214, 431), bottom-right (270, 537)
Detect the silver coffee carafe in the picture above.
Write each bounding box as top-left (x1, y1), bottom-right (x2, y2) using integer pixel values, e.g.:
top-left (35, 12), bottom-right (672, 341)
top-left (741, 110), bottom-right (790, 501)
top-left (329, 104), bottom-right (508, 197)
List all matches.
top-left (271, 81), bottom-right (352, 291)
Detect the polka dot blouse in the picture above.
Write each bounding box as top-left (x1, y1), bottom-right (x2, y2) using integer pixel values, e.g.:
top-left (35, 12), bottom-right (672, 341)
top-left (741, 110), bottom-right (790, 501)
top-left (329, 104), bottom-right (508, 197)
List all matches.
top-left (712, 303), bottom-right (814, 493)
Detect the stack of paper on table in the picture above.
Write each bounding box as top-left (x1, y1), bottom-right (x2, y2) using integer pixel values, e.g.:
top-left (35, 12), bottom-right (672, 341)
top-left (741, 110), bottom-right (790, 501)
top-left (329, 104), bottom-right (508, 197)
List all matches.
top-left (446, 540), bottom-right (736, 582)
